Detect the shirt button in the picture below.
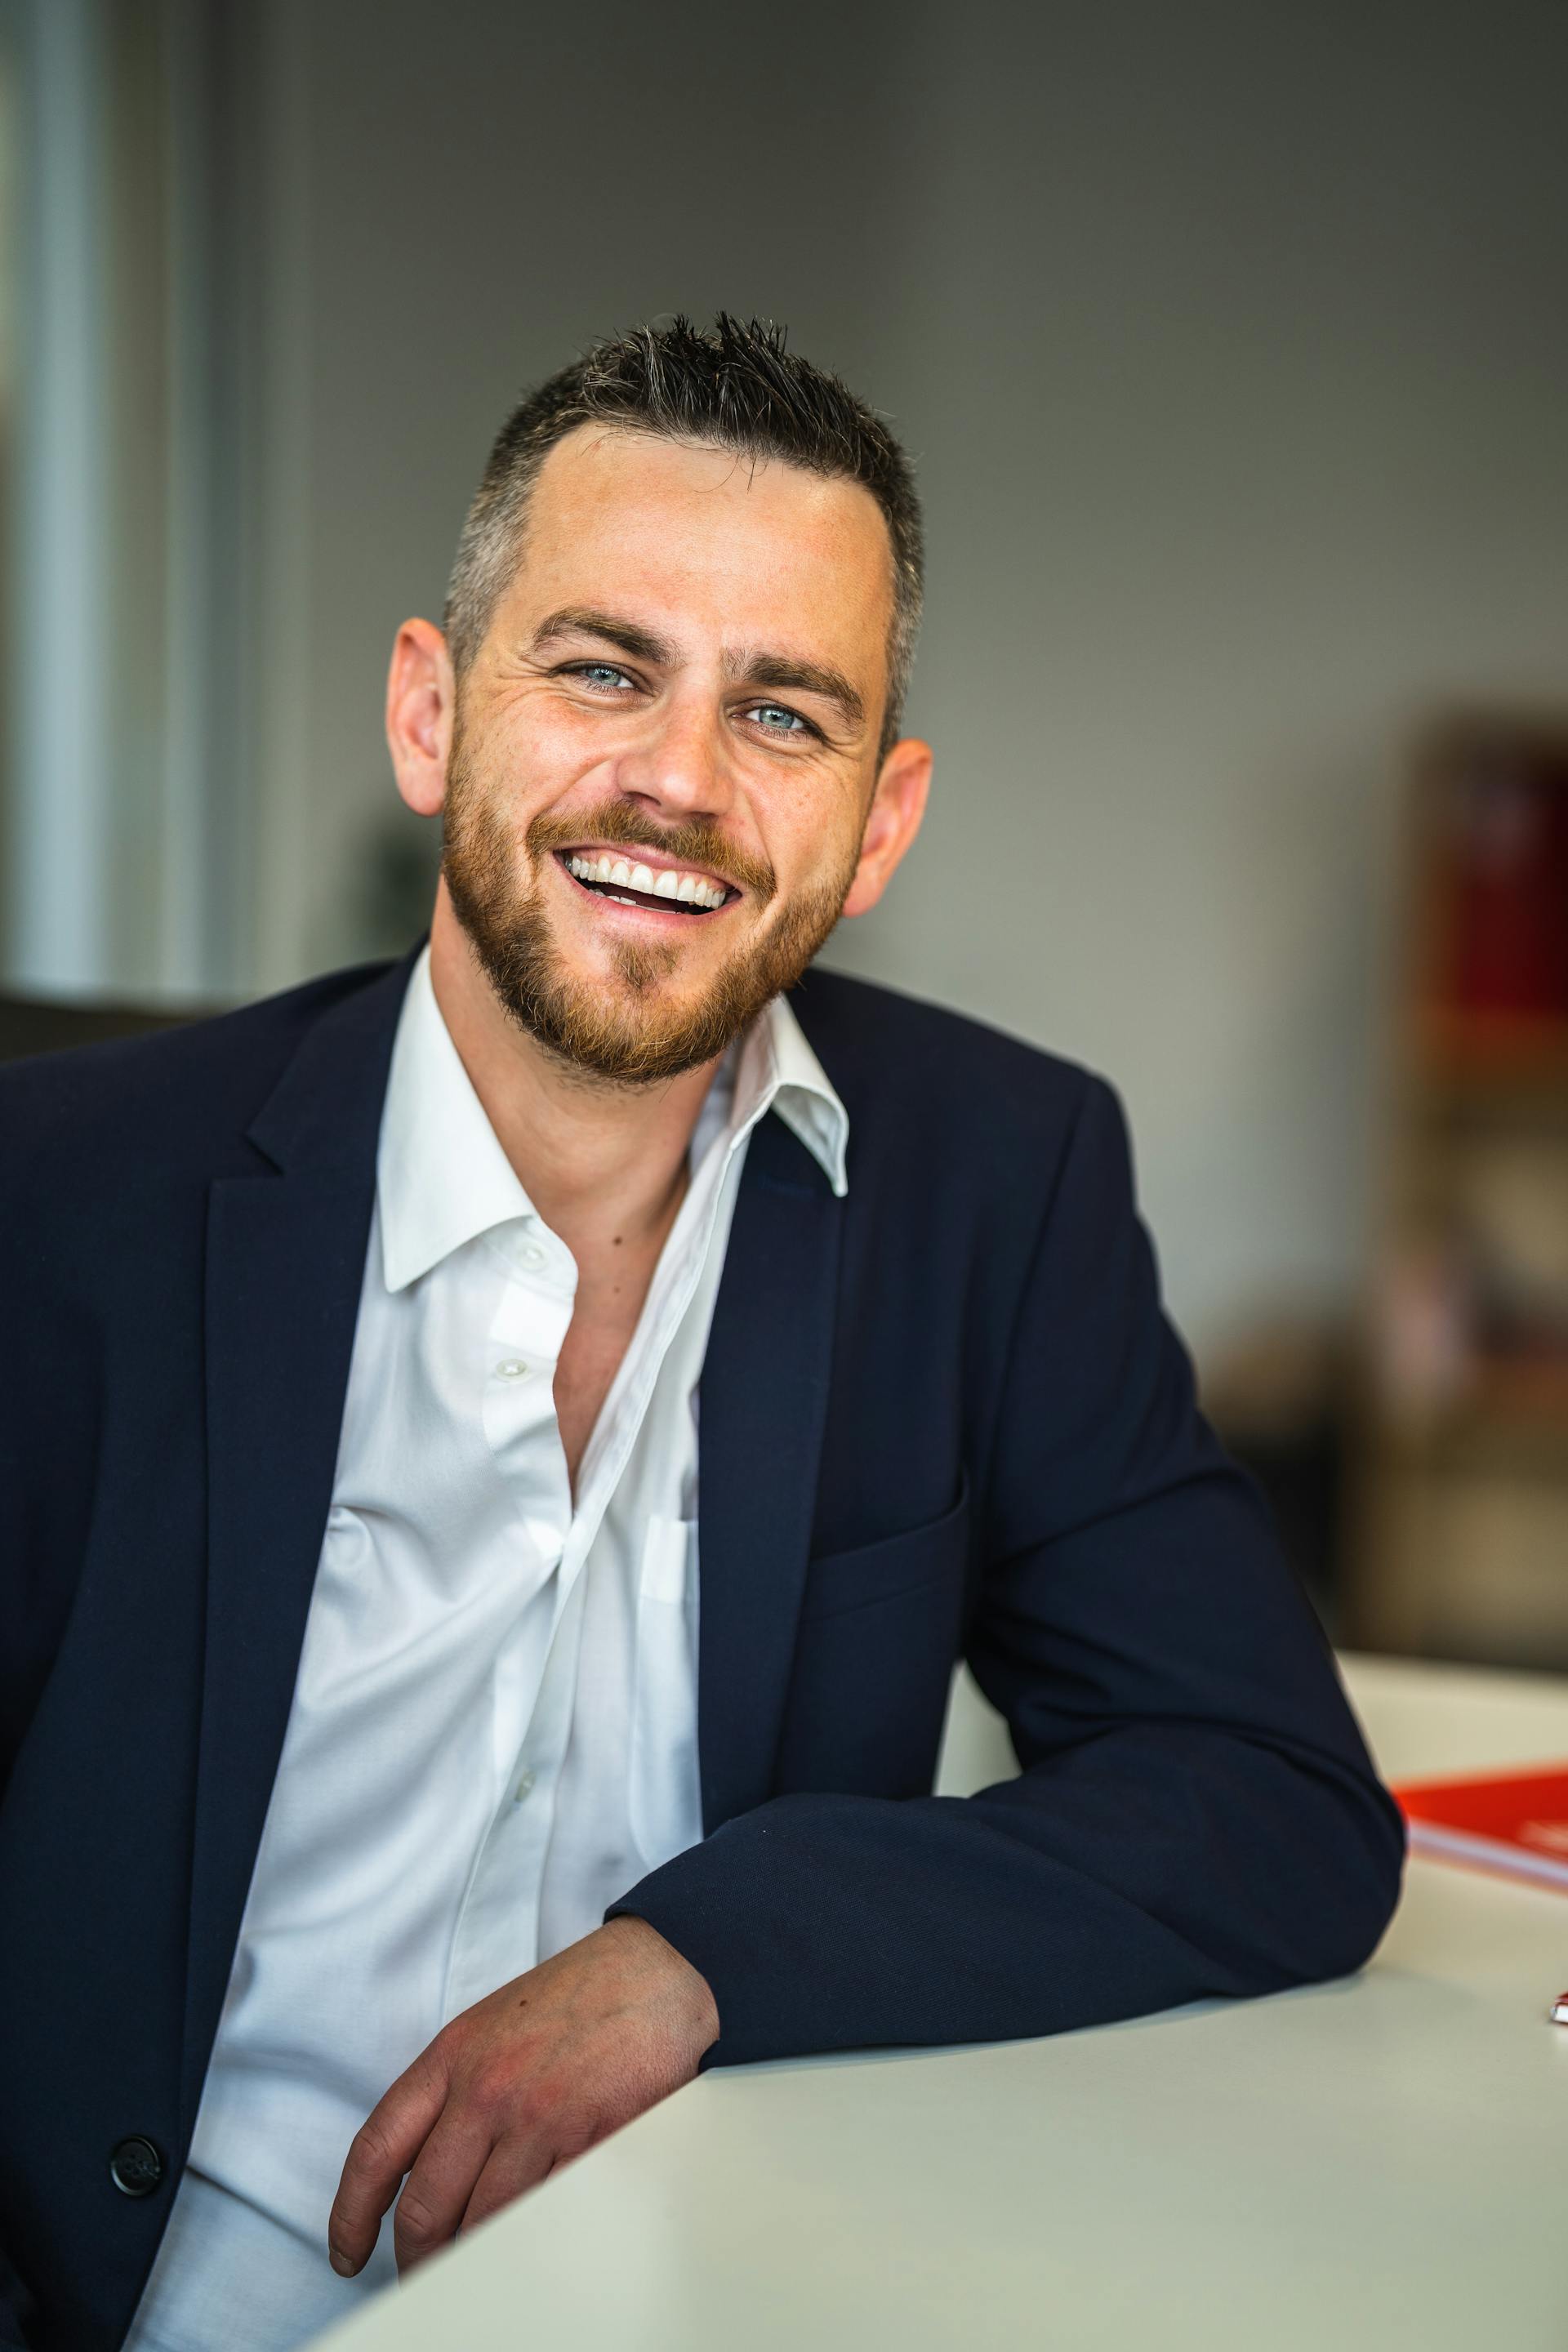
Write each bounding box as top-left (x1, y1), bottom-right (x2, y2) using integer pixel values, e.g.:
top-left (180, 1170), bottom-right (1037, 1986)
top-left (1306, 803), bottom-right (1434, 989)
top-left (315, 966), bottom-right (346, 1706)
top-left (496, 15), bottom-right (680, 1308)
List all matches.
top-left (496, 1359), bottom-right (529, 1381)
top-left (519, 1243), bottom-right (546, 1269)
top-left (513, 1770), bottom-right (536, 1804)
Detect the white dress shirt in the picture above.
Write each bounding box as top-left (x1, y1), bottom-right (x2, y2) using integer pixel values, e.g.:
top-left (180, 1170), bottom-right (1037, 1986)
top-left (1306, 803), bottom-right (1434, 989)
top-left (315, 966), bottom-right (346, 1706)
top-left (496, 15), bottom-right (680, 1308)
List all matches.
top-left (125, 948), bottom-right (848, 2352)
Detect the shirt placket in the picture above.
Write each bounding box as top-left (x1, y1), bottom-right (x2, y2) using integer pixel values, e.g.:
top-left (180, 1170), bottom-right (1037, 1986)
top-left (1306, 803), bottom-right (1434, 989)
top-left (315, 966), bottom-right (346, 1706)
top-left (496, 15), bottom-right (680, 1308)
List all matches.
top-left (443, 1218), bottom-right (577, 2016)
top-left (443, 1111), bottom-right (770, 2017)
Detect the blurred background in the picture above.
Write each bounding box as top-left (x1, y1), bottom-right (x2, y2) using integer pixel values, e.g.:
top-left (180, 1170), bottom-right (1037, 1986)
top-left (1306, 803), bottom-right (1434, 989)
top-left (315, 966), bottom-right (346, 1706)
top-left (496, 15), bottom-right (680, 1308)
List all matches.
top-left (1, 0), bottom-right (1565, 1659)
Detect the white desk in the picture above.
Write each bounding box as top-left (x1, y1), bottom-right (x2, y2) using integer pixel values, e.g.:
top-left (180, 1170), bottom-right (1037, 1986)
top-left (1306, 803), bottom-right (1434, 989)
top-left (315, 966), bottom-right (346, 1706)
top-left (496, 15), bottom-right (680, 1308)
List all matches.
top-left (312, 1656), bottom-right (1568, 2351)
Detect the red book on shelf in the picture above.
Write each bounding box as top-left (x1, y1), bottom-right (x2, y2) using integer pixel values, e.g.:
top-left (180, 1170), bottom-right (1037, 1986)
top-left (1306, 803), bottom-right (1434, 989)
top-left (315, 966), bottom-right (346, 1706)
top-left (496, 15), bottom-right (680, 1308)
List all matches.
top-left (1396, 1765), bottom-right (1568, 1890)
top-left (1440, 757), bottom-right (1568, 1019)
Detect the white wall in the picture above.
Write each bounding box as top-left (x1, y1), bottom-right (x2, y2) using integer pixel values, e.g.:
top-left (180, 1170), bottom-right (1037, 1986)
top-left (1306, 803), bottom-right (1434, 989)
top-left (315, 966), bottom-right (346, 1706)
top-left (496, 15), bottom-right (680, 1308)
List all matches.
top-left (242, 0), bottom-right (924, 988)
top-left (234, 1), bottom-right (1568, 1347)
top-left (840, 1), bottom-right (1568, 1348)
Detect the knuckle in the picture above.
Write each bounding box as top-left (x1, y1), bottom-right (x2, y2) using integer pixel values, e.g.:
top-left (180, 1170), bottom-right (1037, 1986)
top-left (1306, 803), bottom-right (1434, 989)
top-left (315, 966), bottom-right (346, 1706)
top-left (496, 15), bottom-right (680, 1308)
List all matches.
top-left (431, 2017), bottom-right (468, 2065)
top-left (394, 2189), bottom-right (438, 2250)
top-left (554, 2114), bottom-right (600, 2163)
top-left (472, 2065), bottom-right (528, 2126)
top-left (348, 2118), bottom-right (394, 2177)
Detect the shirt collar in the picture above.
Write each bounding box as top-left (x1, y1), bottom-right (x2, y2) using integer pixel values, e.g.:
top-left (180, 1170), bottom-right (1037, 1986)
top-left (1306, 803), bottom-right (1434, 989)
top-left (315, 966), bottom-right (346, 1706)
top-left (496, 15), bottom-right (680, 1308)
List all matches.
top-left (736, 988), bottom-right (849, 1200)
top-left (377, 948), bottom-right (848, 1294)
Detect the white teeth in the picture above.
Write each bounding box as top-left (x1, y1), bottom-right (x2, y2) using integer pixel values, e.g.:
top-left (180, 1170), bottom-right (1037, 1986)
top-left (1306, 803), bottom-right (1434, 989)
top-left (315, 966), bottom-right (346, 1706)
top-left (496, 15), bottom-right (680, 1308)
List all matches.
top-left (564, 852), bottom-right (730, 910)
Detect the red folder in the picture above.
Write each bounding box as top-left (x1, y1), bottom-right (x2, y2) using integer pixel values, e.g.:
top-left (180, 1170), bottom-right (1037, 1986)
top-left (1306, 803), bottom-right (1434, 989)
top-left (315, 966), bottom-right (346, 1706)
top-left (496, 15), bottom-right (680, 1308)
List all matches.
top-left (1396, 1765), bottom-right (1568, 1890)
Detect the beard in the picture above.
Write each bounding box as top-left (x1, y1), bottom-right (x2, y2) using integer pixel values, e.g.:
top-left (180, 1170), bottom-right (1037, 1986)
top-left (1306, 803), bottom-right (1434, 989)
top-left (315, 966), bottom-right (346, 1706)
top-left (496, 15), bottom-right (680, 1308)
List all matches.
top-left (440, 736), bottom-right (861, 1085)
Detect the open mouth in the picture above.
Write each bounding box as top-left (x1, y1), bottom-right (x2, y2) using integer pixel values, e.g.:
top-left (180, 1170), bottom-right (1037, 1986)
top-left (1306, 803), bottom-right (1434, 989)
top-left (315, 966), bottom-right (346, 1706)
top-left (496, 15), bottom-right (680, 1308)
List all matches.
top-left (556, 849), bottom-right (738, 916)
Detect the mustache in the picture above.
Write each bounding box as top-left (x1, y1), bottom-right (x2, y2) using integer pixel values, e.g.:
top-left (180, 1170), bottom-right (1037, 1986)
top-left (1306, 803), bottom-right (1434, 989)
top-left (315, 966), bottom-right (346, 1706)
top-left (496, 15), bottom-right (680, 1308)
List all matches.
top-left (525, 800), bottom-right (777, 902)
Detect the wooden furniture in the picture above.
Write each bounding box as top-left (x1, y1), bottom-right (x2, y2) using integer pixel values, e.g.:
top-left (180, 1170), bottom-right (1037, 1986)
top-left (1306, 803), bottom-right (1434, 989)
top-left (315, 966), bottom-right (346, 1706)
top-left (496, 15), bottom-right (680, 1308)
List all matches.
top-left (309, 1658), bottom-right (1568, 2352)
top-left (0, 992), bottom-right (194, 1063)
top-left (1352, 715), bottom-right (1568, 1661)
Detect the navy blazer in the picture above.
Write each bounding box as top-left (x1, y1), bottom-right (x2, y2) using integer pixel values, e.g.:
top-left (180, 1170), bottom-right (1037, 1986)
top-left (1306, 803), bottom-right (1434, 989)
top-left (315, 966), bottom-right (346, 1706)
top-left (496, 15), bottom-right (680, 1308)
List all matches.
top-left (0, 949), bottom-right (1403, 2351)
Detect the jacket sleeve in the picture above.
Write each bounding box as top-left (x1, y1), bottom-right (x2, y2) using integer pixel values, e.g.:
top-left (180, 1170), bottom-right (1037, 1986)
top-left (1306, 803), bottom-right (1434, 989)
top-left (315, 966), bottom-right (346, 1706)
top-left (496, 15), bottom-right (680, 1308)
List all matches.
top-left (609, 1073), bottom-right (1405, 2067)
top-left (0, 2239), bottom-right (35, 2350)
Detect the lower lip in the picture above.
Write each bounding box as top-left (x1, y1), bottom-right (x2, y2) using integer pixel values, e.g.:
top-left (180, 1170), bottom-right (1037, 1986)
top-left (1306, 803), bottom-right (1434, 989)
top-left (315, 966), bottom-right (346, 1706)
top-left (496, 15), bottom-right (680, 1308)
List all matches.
top-left (553, 853), bottom-right (739, 929)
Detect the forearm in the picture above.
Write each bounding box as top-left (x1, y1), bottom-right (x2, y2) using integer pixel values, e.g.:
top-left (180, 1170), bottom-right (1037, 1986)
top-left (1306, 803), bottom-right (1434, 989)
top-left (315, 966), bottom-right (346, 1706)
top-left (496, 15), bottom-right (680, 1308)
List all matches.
top-left (610, 1726), bottom-right (1405, 2067)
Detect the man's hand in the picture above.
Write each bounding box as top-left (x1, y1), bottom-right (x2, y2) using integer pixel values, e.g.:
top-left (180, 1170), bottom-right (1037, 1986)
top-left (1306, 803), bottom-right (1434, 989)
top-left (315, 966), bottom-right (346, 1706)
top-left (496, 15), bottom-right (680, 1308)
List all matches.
top-left (327, 1916), bottom-right (719, 2278)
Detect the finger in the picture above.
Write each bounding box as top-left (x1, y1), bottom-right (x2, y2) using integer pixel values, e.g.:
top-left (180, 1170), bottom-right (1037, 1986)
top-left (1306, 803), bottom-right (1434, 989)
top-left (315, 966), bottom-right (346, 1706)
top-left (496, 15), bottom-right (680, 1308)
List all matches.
top-left (329, 2045), bottom-right (449, 2276)
top-left (457, 2131), bottom-right (560, 2242)
top-left (392, 2108), bottom-right (501, 2274)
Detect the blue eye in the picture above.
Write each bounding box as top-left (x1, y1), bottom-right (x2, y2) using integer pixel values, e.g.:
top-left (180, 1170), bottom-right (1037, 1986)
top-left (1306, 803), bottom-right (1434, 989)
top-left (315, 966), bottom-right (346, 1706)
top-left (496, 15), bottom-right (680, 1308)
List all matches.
top-left (749, 702), bottom-right (809, 735)
top-left (572, 663), bottom-right (633, 691)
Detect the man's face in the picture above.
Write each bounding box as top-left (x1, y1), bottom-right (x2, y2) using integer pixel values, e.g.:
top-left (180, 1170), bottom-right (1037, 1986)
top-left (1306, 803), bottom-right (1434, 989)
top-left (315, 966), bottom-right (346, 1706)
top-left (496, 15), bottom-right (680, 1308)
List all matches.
top-left (436, 425), bottom-right (903, 1082)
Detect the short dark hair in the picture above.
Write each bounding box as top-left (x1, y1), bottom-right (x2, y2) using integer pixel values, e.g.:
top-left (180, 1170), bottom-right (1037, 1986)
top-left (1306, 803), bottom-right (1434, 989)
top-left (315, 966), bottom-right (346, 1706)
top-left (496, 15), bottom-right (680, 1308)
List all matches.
top-left (443, 314), bottom-right (923, 755)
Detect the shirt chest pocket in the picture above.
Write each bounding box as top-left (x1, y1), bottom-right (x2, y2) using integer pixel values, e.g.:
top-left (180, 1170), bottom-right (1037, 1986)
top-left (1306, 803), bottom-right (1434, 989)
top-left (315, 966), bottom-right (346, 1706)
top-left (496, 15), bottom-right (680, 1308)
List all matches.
top-left (628, 1517), bottom-right (702, 1867)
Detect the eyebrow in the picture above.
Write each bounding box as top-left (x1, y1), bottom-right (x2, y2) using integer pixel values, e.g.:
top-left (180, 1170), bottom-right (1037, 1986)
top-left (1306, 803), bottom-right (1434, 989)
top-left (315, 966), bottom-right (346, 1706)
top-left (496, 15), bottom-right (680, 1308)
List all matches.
top-left (530, 606), bottom-right (678, 666)
top-left (530, 605), bottom-right (866, 736)
top-left (725, 649), bottom-right (865, 735)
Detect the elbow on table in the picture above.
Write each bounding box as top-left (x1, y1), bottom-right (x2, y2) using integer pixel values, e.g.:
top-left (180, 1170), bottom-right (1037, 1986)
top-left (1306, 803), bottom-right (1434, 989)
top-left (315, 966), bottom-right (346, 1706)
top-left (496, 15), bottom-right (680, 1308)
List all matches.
top-left (1251, 1761), bottom-right (1407, 1993)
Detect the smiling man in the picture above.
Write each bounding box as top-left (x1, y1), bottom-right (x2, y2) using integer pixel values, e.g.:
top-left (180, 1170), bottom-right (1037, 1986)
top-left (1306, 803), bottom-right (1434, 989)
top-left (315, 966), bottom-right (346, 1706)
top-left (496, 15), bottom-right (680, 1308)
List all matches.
top-left (0, 318), bottom-right (1402, 2352)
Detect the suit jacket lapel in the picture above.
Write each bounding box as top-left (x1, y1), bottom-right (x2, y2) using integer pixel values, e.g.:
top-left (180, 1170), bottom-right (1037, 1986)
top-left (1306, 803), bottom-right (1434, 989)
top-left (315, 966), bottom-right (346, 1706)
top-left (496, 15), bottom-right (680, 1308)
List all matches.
top-left (697, 1110), bottom-right (844, 1833)
top-left (181, 957), bottom-right (413, 2126)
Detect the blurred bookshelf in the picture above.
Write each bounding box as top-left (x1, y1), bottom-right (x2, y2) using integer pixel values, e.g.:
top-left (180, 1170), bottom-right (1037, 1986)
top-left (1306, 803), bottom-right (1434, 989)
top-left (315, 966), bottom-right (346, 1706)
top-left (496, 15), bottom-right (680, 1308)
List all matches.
top-left (1349, 713), bottom-right (1568, 1665)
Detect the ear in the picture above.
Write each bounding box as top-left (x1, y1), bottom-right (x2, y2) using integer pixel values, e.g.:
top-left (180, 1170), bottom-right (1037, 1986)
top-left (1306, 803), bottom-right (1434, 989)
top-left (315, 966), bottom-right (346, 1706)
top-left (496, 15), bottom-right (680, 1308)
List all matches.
top-left (386, 618), bottom-right (457, 817)
top-left (840, 736), bottom-right (933, 919)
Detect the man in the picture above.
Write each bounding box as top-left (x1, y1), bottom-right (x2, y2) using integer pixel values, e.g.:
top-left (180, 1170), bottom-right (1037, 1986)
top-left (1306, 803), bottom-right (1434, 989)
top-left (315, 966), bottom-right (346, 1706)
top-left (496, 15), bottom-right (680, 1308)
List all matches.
top-left (0, 316), bottom-right (1403, 2352)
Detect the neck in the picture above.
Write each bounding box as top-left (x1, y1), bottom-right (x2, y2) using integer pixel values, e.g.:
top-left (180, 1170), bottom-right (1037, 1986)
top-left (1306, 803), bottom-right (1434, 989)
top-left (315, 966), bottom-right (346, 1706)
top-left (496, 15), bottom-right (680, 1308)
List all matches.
top-left (425, 886), bottom-right (721, 1253)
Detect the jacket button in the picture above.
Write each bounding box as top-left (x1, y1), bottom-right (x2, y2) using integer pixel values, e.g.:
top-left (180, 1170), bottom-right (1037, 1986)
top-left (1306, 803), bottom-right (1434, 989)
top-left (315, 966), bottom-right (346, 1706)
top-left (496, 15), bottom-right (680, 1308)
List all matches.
top-left (109, 2137), bottom-right (164, 2198)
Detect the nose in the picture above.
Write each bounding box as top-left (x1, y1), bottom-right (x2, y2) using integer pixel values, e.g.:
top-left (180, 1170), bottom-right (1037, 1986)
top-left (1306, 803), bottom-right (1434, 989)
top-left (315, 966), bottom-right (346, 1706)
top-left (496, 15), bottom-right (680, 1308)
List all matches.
top-left (612, 688), bottom-right (736, 827)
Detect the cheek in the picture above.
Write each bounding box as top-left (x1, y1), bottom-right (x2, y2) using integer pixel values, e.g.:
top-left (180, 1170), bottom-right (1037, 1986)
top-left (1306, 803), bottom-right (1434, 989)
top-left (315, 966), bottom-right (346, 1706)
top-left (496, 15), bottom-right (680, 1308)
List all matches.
top-left (487, 694), bottom-right (612, 791)
top-left (790, 813), bottom-right (865, 912)
top-left (761, 786), bottom-right (866, 898)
